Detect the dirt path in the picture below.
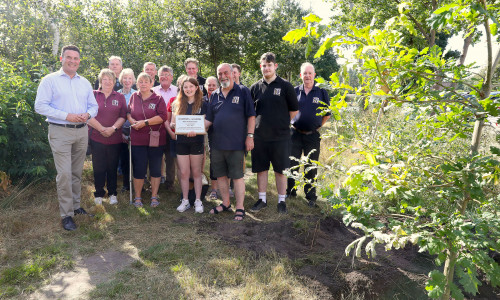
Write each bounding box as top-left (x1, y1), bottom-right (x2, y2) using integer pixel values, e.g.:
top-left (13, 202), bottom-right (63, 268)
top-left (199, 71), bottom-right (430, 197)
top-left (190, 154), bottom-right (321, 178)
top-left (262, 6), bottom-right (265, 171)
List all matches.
top-left (28, 250), bottom-right (137, 300)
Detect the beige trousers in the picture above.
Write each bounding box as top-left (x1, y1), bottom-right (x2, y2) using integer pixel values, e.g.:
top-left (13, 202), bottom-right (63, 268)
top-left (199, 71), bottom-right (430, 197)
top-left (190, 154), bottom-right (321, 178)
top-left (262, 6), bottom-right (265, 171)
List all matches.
top-left (48, 124), bottom-right (88, 218)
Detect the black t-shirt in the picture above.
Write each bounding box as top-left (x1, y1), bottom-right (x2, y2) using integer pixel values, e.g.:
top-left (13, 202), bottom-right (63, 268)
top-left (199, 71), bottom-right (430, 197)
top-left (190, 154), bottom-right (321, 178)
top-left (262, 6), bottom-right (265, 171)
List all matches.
top-left (250, 76), bottom-right (298, 141)
top-left (176, 101), bottom-right (207, 145)
top-left (197, 75), bottom-right (207, 96)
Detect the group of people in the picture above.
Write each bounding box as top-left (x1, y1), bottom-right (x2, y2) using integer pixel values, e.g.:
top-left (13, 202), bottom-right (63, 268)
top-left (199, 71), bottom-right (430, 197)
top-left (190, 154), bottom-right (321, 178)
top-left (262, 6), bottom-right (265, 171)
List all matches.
top-left (34, 45), bottom-right (331, 231)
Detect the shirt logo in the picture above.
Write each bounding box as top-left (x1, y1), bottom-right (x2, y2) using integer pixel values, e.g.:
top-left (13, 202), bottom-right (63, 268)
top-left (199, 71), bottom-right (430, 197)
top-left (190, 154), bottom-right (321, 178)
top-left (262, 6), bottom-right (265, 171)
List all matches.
top-left (273, 88), bottom-right (281, 96)
top-left (148, 103), bottom-right (156, 110)
top-left (112, 99), bottom-right (119, 106)
top-left (312, 97), bottom-right (320, 104)
top-left (232, 96), bottom-right (239, 104)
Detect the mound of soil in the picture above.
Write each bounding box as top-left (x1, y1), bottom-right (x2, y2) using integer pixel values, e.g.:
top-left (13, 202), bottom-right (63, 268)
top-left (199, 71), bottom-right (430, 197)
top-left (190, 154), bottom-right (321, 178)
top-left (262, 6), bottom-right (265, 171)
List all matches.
top-left (198, 216), bottom-right (500, 300)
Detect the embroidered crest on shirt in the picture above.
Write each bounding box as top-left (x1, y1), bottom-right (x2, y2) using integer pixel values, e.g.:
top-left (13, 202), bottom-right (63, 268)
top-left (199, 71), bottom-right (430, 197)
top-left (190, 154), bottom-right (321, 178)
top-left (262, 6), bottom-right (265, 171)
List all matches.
top-left (232, 96), bottom-right (240, 104)
top-left (312, 97), bottom-right (320, 104)
top-left (148, 103), bottom-right (156, 110)
top-left (112, 99), bottom-right (119, 106)
top-left (273, 88), bottom-right (281, 96)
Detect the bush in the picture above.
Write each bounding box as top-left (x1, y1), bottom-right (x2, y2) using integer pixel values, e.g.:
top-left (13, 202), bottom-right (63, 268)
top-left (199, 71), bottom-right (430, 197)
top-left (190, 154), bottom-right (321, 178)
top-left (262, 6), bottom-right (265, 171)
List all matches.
top-left (0, 57), bottom-right (53, 182)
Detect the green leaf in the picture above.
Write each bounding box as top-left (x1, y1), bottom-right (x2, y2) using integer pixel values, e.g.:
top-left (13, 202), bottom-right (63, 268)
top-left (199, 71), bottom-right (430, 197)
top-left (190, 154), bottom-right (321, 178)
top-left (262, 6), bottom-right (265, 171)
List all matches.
top-left (457, 266), bottom-right (481, 295)
top-left (490, 146), bottom-right (500, 156)
top-left (306, 38), bottom-right (314, 58)
top-left (303, 13), bottom-right (321, 24)
top-left (314, 36), bottom-right (340, 59)
top-left (282, 28), bottom-right (307, 44)
top-left (490, 23), bottom-right (498, 36)
top-left (426, 270), bottom-right (446, 298)
top-left (433, 3), bottom-right (458, 15)
top-left (360, 151), bottom-right (378, 166)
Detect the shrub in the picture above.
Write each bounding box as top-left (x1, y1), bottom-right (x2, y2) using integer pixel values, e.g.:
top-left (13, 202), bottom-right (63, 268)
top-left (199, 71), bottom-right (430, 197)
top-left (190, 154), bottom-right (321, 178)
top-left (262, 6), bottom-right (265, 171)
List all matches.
top-left (0, 57), bottom-right (53, 182)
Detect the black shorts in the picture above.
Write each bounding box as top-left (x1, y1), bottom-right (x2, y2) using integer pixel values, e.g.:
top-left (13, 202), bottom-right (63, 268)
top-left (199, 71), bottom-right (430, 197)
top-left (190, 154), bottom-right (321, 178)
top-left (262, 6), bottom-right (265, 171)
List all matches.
top-left (251, 139), bottom-right (290, 174)
top-left (131, 145), bottom-right (165, 179)
top-left (211, 149), bottom-right (245, 179)
top-left (176, 142), bottom-right (204, 156)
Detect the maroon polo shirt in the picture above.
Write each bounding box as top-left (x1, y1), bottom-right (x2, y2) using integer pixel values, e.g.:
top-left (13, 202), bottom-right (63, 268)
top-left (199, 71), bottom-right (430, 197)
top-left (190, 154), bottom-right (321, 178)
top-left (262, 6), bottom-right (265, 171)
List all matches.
top-left (90, 90), bottom-right (127, 145)
top-left (127, 90), bottom-right (167, 146)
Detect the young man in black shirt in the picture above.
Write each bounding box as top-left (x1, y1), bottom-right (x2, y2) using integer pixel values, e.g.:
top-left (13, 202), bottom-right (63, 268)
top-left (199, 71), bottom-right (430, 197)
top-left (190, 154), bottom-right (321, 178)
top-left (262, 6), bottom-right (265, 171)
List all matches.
top-left (250, 52), bottom-right (298, 213)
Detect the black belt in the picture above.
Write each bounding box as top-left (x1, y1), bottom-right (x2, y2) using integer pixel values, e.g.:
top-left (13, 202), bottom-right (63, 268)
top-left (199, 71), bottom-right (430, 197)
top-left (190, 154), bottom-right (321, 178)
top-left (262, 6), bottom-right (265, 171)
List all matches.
top-left (49, 122), bottom-right (87, 128)
top-left (292, 126), bottom-right (315, 135)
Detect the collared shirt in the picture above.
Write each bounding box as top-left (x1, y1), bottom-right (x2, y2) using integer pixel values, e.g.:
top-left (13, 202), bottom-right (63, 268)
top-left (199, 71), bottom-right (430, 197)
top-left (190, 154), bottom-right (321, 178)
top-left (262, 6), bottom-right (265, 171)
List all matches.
top-left (127, 91), bottom-right (167, 146)
top-left (118, 88), bottom-right (136, 137)
top-left (35, 69), bottom-right (98, 124)
top-left (118, 88), bottom-right (137, 106)
top-left (250, 76), bottom-right (298, 141)
top-left (292, 84), bottom-right (331, 132)
top-left (206, 84), bottom-right (256, 151)
top-left (90, 90), bottom-right (127, 145)
top-left (153, 85), bottom-right (178, 105)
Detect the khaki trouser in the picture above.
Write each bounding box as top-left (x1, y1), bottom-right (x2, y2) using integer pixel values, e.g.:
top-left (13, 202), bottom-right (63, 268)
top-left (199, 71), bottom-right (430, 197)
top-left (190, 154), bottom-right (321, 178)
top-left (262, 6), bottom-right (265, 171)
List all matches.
top-left (48, 124), bottom-right (88, 218)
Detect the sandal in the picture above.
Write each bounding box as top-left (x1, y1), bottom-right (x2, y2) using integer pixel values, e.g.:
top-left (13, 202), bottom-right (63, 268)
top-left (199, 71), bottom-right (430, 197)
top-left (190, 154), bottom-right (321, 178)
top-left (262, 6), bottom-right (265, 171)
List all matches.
top-left (150, 196), bottom-right (160, 208)
top-left (209, 203), bottom-right (232, 214)
top-left (234, 209), bottom-right (245, 221)
top-left (209, 189), bottom-right (218, 200)
top-left (133, 197), bottom-right (143, 208)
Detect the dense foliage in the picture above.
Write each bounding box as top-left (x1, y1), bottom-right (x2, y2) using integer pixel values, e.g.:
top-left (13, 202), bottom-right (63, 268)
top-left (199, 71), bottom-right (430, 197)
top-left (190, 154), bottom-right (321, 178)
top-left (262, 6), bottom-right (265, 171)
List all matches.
top-left (0, 57), bottom-right (53, 180)
top-left (286, 0), bottom-right (500, 299)
top-left (0, 0), bottom-right (339, 181)
top-left (0, 0), bottom-right (338, 83)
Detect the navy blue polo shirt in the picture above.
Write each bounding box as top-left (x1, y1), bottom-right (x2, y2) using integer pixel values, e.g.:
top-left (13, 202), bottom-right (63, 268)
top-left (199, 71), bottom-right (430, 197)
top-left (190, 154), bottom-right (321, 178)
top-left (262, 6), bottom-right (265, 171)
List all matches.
top-left (292, 84), bottom-right (331, 132)
top-left (250, 76), bottom-right (298, 141)
top-left (176, 101), bottom-right (208, 145)
top-left (206, 84), bottom-right (256, 151)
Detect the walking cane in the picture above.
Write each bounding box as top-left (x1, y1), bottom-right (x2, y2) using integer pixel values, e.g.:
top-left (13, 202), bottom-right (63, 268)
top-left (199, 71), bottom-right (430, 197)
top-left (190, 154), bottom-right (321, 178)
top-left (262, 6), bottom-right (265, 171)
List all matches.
top-left (128, 134), bottom-right (133, 205)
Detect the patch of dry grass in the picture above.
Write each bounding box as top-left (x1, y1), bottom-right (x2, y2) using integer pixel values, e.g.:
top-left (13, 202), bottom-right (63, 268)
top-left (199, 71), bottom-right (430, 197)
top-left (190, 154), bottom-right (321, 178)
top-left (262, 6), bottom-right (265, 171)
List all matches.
top-left (0, 155), bottom-right (334, 299)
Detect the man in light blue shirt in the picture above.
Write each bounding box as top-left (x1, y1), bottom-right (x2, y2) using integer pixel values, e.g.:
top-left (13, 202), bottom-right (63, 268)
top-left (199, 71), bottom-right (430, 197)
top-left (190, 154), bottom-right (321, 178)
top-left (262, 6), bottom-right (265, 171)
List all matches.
top-left (35, 45), bottom-right (98, 231)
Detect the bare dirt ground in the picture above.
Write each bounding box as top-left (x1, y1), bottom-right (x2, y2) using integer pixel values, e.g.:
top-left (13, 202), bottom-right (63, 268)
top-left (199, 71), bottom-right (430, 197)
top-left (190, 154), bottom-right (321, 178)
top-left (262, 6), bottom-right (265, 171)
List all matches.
top-left (200, 216), bottom-right (500, 300)
top-left (23, 213), bottom-right (499, 300)
top-left (26, 250), bottom-right (137, 300)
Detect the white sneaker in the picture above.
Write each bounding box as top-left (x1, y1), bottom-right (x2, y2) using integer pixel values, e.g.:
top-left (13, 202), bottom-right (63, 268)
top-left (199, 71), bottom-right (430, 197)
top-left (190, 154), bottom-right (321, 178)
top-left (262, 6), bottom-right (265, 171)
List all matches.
top-left (109, 195), bottom-right (118, 205)
top-left (94, 197), bottom-right (103, 205)
top-left (194, 199), bottom-right (203, 213)
top-left (177, 199), bottom-right (191, 212)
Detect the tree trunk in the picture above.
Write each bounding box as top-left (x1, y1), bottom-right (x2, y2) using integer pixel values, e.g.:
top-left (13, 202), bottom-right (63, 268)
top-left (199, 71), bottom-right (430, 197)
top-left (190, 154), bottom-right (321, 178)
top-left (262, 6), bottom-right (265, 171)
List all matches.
top-left (458, 34), bottom-right (473, 66)
top-left (429, 0), bottom-right (438, 47)
top-left (38, 0), bottom-right (59, 56)
top-left (441, 249), bottom-right (458, 300)
top-left (471, 0), bottom-right (494, 156)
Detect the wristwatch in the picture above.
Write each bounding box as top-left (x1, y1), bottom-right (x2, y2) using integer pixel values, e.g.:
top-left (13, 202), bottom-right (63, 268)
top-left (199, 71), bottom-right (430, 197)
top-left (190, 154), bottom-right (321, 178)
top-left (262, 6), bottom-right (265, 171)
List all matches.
top-left (145, 119), bottom-right (149, 126)
top-left (112, 126), bottom-right (118, 132)
top-left (247, 133), bottom-right (254, 138)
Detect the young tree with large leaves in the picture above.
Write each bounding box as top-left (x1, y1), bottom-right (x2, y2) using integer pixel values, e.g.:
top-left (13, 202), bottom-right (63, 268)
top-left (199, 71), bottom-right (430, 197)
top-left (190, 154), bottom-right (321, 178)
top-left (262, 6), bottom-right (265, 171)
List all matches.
top-left (286, 0), bottom-right (500, 298)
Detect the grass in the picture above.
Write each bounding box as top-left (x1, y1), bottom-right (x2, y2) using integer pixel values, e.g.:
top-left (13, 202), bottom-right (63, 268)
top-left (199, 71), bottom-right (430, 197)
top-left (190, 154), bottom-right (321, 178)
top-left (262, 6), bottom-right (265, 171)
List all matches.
top-left (0, 157), bottom-right (336, 299)
top-left (0, 106), bottom-right (438, 299)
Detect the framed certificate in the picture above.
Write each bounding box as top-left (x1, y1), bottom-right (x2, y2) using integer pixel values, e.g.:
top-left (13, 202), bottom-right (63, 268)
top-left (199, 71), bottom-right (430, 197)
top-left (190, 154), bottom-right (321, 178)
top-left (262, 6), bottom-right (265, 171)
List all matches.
top-left (175, 115), bottom-right (206, 135)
